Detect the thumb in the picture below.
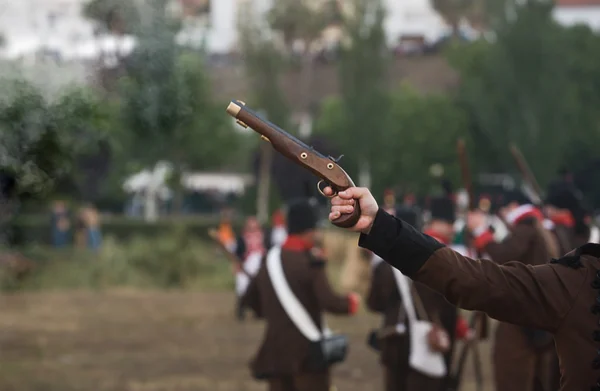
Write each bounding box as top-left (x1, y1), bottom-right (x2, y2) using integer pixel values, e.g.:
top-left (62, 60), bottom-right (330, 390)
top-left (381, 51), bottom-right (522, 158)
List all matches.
top-left (339, 187), bottom-right (369, 200)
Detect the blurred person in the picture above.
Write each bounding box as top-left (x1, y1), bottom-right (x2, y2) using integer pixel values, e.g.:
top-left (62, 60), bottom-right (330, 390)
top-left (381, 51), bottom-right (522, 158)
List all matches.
top-left (382, 188), bottom-right (397, 215)
top-left (217, 207), bottom-right (237, 253)
top-left (50, 200), bottom-right (71, 248)
top-left (241, 198), bottom-right (360, 391)
top-left (467, 189), bottom-right (558, 391)
top-left (82, 205), bottom-right (102, 251)
top-left (234, 216), bottom-right (270, 320)
top-left (269, 208), bottom-right (288, 248)
top-left (325, 185), bottom-right (600, 391)
top-left (544, 181), bottom-right (579, 255)
top-left (416, 193), bottom-right (462, 391)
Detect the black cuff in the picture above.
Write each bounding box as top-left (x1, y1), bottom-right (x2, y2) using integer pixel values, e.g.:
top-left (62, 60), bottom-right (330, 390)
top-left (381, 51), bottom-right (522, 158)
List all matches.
top-left (359, 208), bottom-right (445, 276)
top-left (359, 209), bottom-right (401, 258)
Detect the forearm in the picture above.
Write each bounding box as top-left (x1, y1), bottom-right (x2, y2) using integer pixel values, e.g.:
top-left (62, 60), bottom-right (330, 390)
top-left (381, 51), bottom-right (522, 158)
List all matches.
top-left (358, 209), bottom-right (578, 332)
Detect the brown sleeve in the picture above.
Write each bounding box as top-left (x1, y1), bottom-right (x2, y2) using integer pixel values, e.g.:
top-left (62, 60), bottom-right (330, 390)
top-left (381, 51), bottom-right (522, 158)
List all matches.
top-left (312, 264), bottom-right (351, 315)
top-left (413, 247), bottom-right (588, 332)
top-left (358, 209), bottom-right (588, 333)
top-left (366, 262), bottom-right (396, 313)
top-left (480, 224), bottom-right (535, 264)
top-left (241, 273), bottom-right (262, 317)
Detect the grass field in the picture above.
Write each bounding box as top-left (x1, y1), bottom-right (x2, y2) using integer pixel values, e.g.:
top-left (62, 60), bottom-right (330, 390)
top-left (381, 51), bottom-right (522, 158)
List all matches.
top-left (0, 290), bottom-right (495, 391)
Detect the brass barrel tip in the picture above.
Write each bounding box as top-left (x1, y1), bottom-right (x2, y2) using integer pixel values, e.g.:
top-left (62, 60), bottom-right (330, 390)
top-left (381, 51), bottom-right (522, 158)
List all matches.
top-left (226, 101), bottom-right (242, 117)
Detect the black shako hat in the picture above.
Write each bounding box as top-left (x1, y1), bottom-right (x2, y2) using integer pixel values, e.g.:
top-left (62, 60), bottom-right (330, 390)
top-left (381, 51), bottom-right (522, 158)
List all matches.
top-left (499, 189), bottom-right (532, 207)
top-left (286, 198), bottom-right (318, 235)
top-left (430, 197), bottom-right (455, 224)
top-left (545, 182), bottom-right (582, 212)
top-left (395, 205), bottom-right (419, 228)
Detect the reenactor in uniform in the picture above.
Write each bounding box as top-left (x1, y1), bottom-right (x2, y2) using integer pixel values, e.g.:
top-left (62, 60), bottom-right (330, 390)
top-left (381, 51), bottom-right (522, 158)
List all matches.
top-left (366, 207), bottom-right (417, 391)
top-left (242, 198), bottom-right (360, 391)
top-left (234, 216), bottom-right (271, 320)
top-left (468, 189), bottom-right (557, 391)
top-left (366, 198), bottom-right (472, 391)
top-left (544, 181), bottom-right (579, 255)
top-left (327, 186), bottom-right (600, 391)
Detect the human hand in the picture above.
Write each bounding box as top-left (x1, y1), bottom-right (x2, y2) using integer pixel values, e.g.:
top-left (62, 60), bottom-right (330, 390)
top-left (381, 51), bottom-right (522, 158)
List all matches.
top-left (324, 187), bottom-right (379, 235)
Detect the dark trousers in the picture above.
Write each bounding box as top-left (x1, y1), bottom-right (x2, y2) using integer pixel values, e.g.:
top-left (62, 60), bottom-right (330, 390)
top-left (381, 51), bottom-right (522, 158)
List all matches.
top-left (268, 372), bottom-right (330, 391)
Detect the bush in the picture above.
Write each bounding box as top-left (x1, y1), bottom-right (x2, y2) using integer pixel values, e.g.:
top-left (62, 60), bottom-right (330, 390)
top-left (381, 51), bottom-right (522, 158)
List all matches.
top-left (9, 215), bottom-right (243, 246)
top-left (5, 230), bottom-right (235, 292)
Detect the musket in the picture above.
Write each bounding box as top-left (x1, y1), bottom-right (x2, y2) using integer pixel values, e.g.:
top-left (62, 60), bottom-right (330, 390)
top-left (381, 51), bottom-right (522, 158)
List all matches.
top-left (457, 139), bottom-right (475, 210)
top-left (446, 312), bottom-right (484, 391)
top-left (207, 229), bottom-right (251, 278)
top-left (226, 100), bottom-right (361, 228)
top-left (509, 144), bottom-right (544, 206)
top-left (456, 139), bottom-right (489, 340)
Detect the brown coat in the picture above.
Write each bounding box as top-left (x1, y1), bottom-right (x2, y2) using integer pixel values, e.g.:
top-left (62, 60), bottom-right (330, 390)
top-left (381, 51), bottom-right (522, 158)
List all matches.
top-left (553, 224), bottom-right (576, 256)
top-left (367, 260), bottom-right (449, 391)
top-left (359, 209), bottom-right (600, 391)
top-left (242, 248), bottom-right (352, 379)
top-left (478, 218), bottom-right (554, 391)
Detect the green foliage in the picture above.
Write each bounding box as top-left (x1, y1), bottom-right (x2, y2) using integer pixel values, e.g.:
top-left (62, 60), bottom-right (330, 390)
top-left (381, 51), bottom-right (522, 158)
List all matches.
top-left (10, 215), bottom-right (236, 246)
top-left (268, 0), bottom-right (338, 46)
top-left (316, 85), bottom-right (468, 195)
top-left (120, 4), bottom-right (239, 173)
top-left (238, 2), bottom-right (290, 127)
top-left (0, 81), bottom-right (113, 199)
top-left (8, 233), bottom-right (233, 291)
top-left (334, 0), bottom-right (391, 178)
top-left (447, 1), bottom-right (600, 186)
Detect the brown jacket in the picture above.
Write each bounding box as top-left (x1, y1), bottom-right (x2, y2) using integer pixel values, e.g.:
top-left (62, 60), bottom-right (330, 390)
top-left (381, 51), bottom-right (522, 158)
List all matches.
top-left (359, 209), bottom-right (600, 391)
top-left (367, 260), bottom-right (448, 391)
top-left (242, 247), bottom-right (353, 379)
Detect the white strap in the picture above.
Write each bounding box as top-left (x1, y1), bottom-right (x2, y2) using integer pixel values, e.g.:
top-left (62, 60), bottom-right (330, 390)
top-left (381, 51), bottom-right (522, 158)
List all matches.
top-left (392, 268), bottom-right (418, 324)
top-left (590, 226), bottom-right (600, 244)
top-left (266, 247), bottom-right (322, 342)
top-left (371, 253), bottom-right (384, 269)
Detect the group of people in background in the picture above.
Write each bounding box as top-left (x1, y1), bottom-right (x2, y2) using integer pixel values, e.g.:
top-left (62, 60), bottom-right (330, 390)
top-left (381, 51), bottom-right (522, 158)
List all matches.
top-left (211, 170), bottom-right (598, 391)
top-left (50, 200), bottom-right (103, 250)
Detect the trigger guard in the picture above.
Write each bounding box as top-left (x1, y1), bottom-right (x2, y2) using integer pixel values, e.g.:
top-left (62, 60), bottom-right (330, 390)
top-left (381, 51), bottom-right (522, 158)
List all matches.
top-left (317, 180), bottom-right (336, 198)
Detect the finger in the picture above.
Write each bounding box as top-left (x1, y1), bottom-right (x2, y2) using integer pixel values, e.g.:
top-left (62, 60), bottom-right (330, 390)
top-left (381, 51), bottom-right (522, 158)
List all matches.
top-left (323, 186), bottom-right (334, 196)
top-left (338, 187), bottom-right (369, 200)
top-left (331, 205), bottom-right (354, 215)
top-left (331, 197), bottom-right (355, 206)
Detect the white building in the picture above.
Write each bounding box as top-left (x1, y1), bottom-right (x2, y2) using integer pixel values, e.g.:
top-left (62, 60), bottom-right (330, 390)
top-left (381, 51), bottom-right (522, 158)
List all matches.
top-left (553, 0), bottom-right (600, 32)
top-left (1, 0), bottom-right (598, 67)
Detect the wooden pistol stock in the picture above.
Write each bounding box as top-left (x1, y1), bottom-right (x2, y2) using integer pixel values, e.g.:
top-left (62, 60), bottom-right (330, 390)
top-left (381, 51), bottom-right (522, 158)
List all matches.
top-left (226, 100), bottom-right (361, 228)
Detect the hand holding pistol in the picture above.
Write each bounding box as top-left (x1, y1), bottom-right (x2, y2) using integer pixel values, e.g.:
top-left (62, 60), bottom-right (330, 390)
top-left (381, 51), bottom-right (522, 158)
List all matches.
top-left (226, 100), bottom-right (361, 229)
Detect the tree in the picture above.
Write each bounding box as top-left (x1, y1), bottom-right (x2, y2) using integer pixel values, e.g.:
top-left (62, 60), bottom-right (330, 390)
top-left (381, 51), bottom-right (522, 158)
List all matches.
top-left (447, 1), bottom-right (600, 187)
top-left (238, 1), bottom-right (291, 222)
top-left (119, 1), bottom-right (238, 217)
top-left (315, 85), bottom-right (468, 196)
top-left (0, 80), bottom-right (117, 217)
top-left (333, 0), bottom-right (390, 188)
top-left (268, 0), bottom-right (342, 117)
top-left (50, 87), bottom-right (119, 201)
top-left (432, 0), bottom-right (478, 37)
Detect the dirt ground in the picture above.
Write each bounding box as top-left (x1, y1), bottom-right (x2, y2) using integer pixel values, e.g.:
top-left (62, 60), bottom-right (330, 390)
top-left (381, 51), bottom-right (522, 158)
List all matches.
top-left (0, 290), bottom-right (495, 391)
